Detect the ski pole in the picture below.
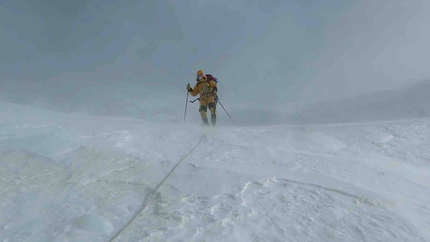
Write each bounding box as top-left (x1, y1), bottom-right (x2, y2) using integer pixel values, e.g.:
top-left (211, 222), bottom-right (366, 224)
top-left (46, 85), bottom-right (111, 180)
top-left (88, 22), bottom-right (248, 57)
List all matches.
top-left (217, 98), bottom-right (233, 121)
top-left (184, 91), bottom-right (189, 123)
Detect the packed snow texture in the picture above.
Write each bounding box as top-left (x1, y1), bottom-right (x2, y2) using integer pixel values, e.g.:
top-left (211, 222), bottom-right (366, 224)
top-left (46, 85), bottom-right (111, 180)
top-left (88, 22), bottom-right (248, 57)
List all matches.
top-left (1, 102), bottom-right (430, 241)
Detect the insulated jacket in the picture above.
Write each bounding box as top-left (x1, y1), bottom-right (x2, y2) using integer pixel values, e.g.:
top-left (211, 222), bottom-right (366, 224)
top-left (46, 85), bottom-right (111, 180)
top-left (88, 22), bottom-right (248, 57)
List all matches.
top-left (190, 76), bottom-right (217, 99)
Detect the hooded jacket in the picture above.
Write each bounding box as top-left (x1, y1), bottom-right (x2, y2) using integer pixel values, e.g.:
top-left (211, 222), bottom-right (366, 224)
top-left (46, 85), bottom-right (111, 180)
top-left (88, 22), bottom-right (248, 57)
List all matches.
top-left (190, 70), bottom-right (217, 98)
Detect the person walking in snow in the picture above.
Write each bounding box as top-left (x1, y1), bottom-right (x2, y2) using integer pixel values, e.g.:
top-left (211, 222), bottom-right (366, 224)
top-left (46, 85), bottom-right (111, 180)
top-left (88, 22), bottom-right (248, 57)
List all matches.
top-left (186, 69), bottom-right (218, 126)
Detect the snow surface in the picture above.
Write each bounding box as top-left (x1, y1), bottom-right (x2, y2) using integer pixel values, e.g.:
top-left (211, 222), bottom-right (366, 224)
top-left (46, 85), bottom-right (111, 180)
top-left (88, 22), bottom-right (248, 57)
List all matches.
top-left (1, 102), bottom-right (430, 242)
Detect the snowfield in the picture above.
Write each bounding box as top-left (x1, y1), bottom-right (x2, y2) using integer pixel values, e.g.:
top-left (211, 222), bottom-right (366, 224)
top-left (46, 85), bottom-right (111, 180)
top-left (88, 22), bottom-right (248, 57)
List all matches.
top-left (1, 102), bottom-right (429, 242)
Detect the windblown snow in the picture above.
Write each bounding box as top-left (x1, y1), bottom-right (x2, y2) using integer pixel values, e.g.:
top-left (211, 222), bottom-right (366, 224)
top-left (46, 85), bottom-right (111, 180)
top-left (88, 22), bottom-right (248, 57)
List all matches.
top-left (1, 102), bottom-right (429, 241)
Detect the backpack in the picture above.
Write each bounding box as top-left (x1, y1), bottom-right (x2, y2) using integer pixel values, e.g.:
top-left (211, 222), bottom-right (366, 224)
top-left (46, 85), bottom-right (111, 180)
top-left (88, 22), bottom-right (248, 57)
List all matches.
top-left (205, 74), bottom-right (218, 83)
top-left (205, 74), bottom-right (219, 103)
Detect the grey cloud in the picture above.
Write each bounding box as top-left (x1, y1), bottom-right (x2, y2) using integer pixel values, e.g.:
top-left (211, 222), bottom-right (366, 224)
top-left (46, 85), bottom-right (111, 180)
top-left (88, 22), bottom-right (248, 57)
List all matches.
top-left (0, 0), bottom-right (429, 124)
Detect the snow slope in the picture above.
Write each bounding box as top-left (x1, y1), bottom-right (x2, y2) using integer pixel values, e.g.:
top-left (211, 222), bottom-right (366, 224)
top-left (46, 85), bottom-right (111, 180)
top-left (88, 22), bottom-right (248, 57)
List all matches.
top-left (1, 102), bottom-right (430, 241)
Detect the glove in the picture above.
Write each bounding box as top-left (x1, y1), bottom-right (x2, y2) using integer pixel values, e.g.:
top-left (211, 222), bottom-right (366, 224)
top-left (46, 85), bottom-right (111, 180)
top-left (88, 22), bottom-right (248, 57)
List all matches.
top-left (186, 83), bottom-right (193, 92)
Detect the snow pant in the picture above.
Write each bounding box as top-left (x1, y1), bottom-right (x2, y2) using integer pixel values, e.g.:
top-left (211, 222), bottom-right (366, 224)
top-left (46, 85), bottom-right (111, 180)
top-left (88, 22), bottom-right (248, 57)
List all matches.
top-left (199, 95), bottom-right (217, 125)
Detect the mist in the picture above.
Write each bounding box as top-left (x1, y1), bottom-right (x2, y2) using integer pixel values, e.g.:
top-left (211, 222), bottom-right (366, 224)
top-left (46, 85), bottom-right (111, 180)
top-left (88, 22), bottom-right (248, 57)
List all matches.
top-left (1, 0), bottom-right (430, 124)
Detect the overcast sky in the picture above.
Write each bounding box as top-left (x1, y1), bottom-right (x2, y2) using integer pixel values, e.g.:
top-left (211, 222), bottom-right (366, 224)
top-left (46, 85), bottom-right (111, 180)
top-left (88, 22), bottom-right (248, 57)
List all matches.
top-left (1, 0), bottom-right (429, 115)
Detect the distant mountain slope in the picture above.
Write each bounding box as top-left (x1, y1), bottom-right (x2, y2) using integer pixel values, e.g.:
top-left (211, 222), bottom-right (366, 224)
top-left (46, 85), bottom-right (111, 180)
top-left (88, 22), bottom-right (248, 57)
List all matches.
top-left (289, 80), bottom-right (430, 124)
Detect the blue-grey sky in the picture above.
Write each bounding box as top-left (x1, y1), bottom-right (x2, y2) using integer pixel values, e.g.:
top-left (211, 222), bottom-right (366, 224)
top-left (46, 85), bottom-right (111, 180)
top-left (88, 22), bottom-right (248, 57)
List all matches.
top-left (1, 0), bottom-right (430, 118)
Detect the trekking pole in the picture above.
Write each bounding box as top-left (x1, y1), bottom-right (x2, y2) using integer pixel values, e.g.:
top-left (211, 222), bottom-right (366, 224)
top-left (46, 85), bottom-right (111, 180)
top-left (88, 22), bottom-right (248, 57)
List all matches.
top-left (184, 91), bottom-right (189, 123)
top-left (217, 98), bottom-right (233, 121)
